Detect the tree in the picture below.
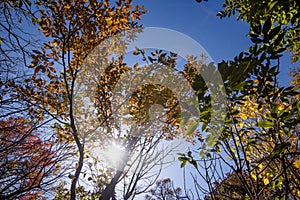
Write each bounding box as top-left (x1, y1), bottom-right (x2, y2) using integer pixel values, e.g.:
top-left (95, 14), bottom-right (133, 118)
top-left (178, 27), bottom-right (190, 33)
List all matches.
top-left (216, 0), bottom-right (300, 63)
top-left (2, 0), bottom-right (201, 199)
top-left (0, 117), bottom-right (69, 199)
top-left (22, 0), bottom-right (148, 199)
top-left (1, 0), bottom-right (154, 199)
top-left (68, 46), bottom-right (202, 199)
top-left (145, 178), bottom-right (187, 200)
top-left (0, 0), bottom-right (40, 119)
top-left (181, 1), bottom-right (300, 199)
top-left (0, 1), bottom-right (72, 199)
top-left (10, 0), bottom-right (190, 199)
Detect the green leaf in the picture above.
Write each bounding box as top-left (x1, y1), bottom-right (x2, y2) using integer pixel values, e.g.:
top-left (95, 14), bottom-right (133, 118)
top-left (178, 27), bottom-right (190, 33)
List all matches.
top-left (274, 32), bottom-right (285, 46)
top-left (269, 142), bottom-right (291, 159)
top-left (190, 159), bottom-right (198, 170)
top-left (206, 134), bottom-right (218, 147)
top-left (263, 18), bottom-right (272, 35)
top-left (251, 37), bottom-right (263, 44)
top-left (276, 47), bottom-right (286, 54)
top-left (178, 156), bottom-right (188, 162)
top-left (280, 111), bottom-right (293, 121)
top-left (231, 82), bottom-right (246, 90)
top-left (268, 26), bottom-right (281, 40)
top-left (201, 122), bottom-right (208, 132)
top-left (199, 150), bottom-right (206, 158)
top-left (185, 121), bottom-right (199, 135)
top-left (180, 118), bottom-right (187, 127)
top-left (258, 121), bottom-right (274, 128)
top-left (271, 105), bottom-right (278, 117)
top-left (180, 160), bottom-right (187, 168)
top-left (268, 1), bottom-right (277, 10)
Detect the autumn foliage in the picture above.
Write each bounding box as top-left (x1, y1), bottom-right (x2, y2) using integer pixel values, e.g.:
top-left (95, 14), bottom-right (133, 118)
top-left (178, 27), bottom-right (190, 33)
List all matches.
top-left (0, 117), bottom-right (58, 199)
top-left (1, 0), bottom-right (300, 199)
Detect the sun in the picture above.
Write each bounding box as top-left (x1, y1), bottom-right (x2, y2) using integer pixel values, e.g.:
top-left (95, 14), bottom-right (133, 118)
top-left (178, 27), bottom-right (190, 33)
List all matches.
top-left (104, 142), bottom-right (127, 168)
top-left (88, 139), bottom-right (128, 170)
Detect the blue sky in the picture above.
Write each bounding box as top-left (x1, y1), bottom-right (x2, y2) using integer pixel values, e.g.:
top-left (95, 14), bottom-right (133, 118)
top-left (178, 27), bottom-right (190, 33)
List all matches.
top-left (137, 0), bottom-right (250, 62)
top-left (135, 0), bottom-right (294, 86)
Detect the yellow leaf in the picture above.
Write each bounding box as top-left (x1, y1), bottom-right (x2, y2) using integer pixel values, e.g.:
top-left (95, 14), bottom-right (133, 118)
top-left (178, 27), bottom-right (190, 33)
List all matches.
top-left (266, 81), bottom-right (272, 85)
top-left (251, 173), bottom-right (257, 181)
top-left (104, 0), bottom-right (108, 7)
top-left (43, 31), bottom-right (51, 37)
top-left (293, 159), bottom-right (300, 168)
top-left (226, 156), bottom-right (231, 160)
top-left (263, 178), bottom-right (269, 185)
top-left (53, 41), bottom-right (59, 47)
top-left (249, 147), bottom-right (254, 154)
top-left (49, 106), bottom-right (55, 113)
top-left (277, 104), bottom-right (285, 111)
top-left (239, 113), bottom-right (248, 120)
